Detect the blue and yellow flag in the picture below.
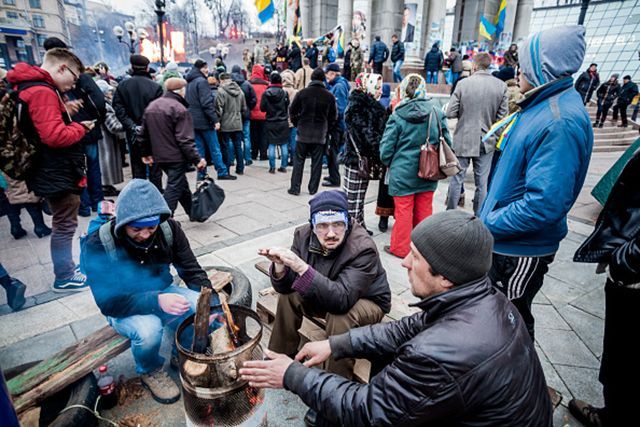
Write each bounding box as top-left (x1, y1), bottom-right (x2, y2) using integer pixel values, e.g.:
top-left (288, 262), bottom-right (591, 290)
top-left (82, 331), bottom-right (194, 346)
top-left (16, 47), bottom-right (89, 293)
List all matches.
top-left (479, 15), bottom-right (496, 40)
top-left (255, 0), bottom-right (274, 24)
top-left (494, 0), bottom-right (507, 37)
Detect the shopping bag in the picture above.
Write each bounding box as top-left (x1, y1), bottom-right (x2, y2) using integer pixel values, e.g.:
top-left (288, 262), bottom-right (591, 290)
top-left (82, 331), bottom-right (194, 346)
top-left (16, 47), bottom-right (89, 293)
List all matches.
top-left (190, 176), bottom-right (225, 222)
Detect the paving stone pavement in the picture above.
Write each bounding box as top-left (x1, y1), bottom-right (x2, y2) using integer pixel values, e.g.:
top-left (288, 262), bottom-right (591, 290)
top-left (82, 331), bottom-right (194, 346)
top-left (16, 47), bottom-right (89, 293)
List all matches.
top-left (0, 152), bottom-right (620, 426)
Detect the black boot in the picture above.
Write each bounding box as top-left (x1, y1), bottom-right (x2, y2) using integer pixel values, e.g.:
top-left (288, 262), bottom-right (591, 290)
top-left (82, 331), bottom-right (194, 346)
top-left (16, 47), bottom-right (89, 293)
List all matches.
top-left (7, 204), bottom-right (26, 239)
top-left (304, 409), bottom-right (318, 427)
top-left (378, 216), bottom-right (389, 232)
top-left (1, 278), bottom-right (26, 311)
top-left (25, 203), bottom-right (51, 238)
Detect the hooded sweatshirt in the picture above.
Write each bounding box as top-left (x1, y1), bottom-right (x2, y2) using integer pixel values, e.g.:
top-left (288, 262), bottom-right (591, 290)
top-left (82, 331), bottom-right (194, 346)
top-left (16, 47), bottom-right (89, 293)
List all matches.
top-left (480, 25), bottom-right (593, 257)
top-left (216, 79), bottom-right (246, 132)
top-left (84, 179), bottom-right (214, 318)
top-left (249, 65), bottom-right (268, 121)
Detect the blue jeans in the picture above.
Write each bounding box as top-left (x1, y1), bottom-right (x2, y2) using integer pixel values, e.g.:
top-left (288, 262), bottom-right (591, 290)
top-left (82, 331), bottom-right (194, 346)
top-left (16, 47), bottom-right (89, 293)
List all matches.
top-left (80, 142), bottom-right (103, 211)
top-left (288, 128), bottom-right (297, 163)
top-left (222, 131), bottom-right (245, 173)
top-left (393, 60), bottom-right (404, 83)
top-left (426, 70), bottom-right (438, 84)
top-left (268, 144), bottom-right (288, 169)
top-left (107, 285), bottom-right (200, 374)
top-left (194, 129), bottom-right (228, 179)
top-left (242, 120), bottom-right (252, 162)
top-left (450, 71), bottom-right (460, 85)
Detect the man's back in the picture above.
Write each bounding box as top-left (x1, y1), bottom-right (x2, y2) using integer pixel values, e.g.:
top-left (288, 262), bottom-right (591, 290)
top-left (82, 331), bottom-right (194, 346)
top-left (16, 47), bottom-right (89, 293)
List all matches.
top-left (185, 68), bottom-right (217, 130)
top-left (447, 71), bottom-right (507, 157)
top-left (289, 81), bottom-right (336, 144)
top-left (113, 73), bottom-right (162, 131)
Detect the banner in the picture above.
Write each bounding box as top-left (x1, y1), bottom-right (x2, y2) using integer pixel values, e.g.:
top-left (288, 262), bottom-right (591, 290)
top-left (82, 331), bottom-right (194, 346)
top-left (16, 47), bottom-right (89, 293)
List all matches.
top-left (402, 1), bottom-right (424, 57)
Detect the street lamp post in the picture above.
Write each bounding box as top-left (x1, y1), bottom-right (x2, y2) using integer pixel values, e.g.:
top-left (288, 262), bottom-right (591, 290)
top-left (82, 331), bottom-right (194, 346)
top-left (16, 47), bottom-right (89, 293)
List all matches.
top-left (155, 0), bottom-right (166, 67)
top-left (578, 0), bottom-right (590, 25)
top-left (112, 22), bottom-right (146, 55)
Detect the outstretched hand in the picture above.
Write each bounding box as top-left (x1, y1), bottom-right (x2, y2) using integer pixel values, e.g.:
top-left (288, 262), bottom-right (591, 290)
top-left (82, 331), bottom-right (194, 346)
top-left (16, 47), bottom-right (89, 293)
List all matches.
top-left (295, 340), bottom-right (332, 367)
top-left (239, 349), bottom-right (293, 389)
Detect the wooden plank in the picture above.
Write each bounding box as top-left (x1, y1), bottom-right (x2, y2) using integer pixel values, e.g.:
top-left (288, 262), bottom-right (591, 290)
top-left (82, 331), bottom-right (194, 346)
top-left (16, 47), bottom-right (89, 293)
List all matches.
top-left (192, 287), bottom-right (212, 353)
top-left (8, 326), bottom-right (130, 414)
top-left (255, 261), bottom-right (271, 276)
top-left (210, 271), bottom-right (233, 292)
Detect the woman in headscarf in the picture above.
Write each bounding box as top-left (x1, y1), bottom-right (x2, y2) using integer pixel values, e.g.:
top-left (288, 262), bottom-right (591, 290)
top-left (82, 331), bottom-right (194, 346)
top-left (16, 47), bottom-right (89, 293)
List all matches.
top-left (379, 73), bottom-right (451, 258)
top-left (343, 73), bottom-right (388, 233)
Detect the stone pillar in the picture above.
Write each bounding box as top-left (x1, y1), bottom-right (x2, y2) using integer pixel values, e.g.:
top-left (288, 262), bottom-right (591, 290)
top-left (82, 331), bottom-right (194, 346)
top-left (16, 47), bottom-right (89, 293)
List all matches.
top-left (371, 0), bottom-right (402, 48)
top-left (300, 0), bottom-right (312, 39)
top-left (403, 0), bottom-right (447, 85)
top-left (512, 0), bottom-right (533, 43)
top-left (337, 0), bottom-right (354, 45)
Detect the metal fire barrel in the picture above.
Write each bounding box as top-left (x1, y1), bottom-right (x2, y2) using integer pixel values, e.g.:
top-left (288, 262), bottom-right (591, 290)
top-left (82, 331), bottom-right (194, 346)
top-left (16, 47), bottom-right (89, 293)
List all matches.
top-left (175, 304), bottom-right (266, 427)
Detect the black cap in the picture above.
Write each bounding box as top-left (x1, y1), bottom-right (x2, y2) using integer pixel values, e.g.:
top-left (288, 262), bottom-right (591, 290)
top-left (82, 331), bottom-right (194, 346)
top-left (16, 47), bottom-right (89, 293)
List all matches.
top-left (43, 37), bottom-right (67, 51)
top-left (130, 54), bottom-right (150, 69)
top-left (194, 59), bottom-right (208, 69)
top-left (270, 72), bottom-right (282, 84)
top-left (325, 63), bottom-right (340, 73)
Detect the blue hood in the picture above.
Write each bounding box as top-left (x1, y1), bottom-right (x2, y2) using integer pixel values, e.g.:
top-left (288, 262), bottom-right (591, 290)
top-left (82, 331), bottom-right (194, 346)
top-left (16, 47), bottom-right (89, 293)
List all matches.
top-left (519, 25), bottom-right (586, 87)
top-left (115, 179), bottom-right (171, 235)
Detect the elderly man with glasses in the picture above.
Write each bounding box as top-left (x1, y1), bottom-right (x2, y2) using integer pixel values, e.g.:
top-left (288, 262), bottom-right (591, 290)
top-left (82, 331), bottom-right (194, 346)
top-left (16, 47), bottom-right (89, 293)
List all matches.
top-left (259, 190), bottom-right (391, 385)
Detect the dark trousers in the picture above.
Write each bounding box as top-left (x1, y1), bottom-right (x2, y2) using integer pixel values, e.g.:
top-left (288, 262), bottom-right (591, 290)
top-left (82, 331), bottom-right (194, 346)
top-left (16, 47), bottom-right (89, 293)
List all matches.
top-left (375, 168), bottom-right (395, 218)
top-left (595, 101), bottom-right (613, 124)
top-left (80, 141), bottom-right (104, 212)
top-left (290, 142), bottom-right (324, 194)
top-left (250, 120), bottom-right (267, 160)
top-left (47, 193), bottom-right (80, 282)
top-left (6, 202), bottom-right (47, 231)
top-left (326, 130), bottom-right (343, 185)
top-left (599, 281), bottom-right (640, 425)
top-left (372, 61), bottom-right (383, 75)
top-left (611, 102), bottom-right (629, 126)
top-left (127, 133), bottom-right (162, 191)
top-left (222, 131), bottom-right (245, 173)
top-left (489, 253), bottom-right (555, 340)
top-left (159, 162), bottom-right (192, 215)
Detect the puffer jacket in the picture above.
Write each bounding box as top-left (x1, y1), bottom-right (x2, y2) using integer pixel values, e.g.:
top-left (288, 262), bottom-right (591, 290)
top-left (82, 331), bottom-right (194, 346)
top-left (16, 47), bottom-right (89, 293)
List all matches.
top-left (260, 84), bottom-right (290, 145)
top-left (326, 75), bottom-right (350, 131)
top-left (271, 222), bottom-right (391, 314)
top-left (423, 45), bottom-right (444, 72)
top-left (380, 97), bottom-right (451, 196)
top-left (344, 90), bottom-right (387, 169)
top-left (185, 67), bottom-right (218, 130)
top-left (6, 63), bottom-right (87, 197)
top-left (283, 277), bottom-right (551, 427)
top-left (281, 70), bottom-right (298, 127)
top-left (574, 149), bottom-right (640, 286)
top-left (249, 65), bottom-right (268, 121)
top-left (596, 80), bottom-right (620, 105)
top-left (479, 77), bottom-right (593, 257)
top-left (231, 65), bottom-right (257, 121)
top-left (215, 80), bottom-right (246, 132)
top-left (368, 40), bottom-right (389, 64)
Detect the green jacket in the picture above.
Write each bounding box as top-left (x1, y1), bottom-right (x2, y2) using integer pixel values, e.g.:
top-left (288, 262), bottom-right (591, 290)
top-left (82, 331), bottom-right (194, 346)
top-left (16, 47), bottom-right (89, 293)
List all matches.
top-left (215, 80), bottom-right (246, 132)
top-left (380, 97), bottom-right (451, 197)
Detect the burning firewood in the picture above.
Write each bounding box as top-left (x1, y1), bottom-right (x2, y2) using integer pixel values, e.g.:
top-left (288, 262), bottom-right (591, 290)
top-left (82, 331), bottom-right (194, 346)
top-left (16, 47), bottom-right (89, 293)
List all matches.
top-left (192, 287), bottom-right (212, 354)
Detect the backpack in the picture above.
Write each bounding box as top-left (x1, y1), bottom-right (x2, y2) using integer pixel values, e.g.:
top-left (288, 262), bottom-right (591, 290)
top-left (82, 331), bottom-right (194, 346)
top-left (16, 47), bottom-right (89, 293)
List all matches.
top-left (0, 82), bottom-right (50, 180)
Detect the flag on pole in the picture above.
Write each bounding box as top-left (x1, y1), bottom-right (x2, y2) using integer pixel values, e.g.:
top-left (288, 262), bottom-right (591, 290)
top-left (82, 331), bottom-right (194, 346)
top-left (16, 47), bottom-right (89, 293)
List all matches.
top-left (479, 15), bottom-right (496, 40)
top-left (336, 25), bottom-right (344, 57)
top-left (255, 0), bottom-right (275, 24)
top-left (494, 0), bottom-right (507, 37)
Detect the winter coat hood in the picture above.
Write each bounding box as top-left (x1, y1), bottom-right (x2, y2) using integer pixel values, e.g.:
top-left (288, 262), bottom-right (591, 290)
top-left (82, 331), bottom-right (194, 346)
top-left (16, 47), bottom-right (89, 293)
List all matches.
top-left (230, 65), bottom-right (246, 84)
top-left (395, 97), bottom-right (431, 123)
top-left (281, 70), bottom-right (296, 88)
top-left (6, 63), bottom-right (55, 87)
top-left (219, 80), bottom-right (242, 97)
top-left (251, 65), bottom-right (267, 81)
top-left (115, 179), bottom-right (171, 235)
top-left (185, 67), bottom-right (205, 83)
top-left (519, 25), bottom-right (585, 88)
top-left (264, 84), bottom-right (287, 101)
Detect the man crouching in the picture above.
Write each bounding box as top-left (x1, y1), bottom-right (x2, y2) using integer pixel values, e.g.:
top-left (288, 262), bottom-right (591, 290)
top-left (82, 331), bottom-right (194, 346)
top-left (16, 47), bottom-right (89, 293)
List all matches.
top-left (83, 179), bottom-right (219, 404)
top-left (259, 190), bottom-right (391, 383)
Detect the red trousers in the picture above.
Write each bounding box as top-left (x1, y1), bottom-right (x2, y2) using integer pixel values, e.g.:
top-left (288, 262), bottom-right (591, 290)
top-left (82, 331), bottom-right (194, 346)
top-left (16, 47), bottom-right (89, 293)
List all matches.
top-left (390, 191), bottom-right (434, 258)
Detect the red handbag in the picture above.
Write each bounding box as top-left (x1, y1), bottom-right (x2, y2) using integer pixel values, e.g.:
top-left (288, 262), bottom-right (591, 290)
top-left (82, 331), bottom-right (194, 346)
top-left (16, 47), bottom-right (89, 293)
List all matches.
top-left (418, 109), bottom-right (446, 181)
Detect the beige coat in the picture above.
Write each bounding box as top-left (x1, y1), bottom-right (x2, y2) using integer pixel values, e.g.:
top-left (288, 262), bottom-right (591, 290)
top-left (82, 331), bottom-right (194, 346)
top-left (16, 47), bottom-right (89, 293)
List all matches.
top-left (294, 65), bottom-right (313, 90)
top-left (2, 173), bottom-right (40, 204)
top-left (281, 70), bottom-right (299, 127)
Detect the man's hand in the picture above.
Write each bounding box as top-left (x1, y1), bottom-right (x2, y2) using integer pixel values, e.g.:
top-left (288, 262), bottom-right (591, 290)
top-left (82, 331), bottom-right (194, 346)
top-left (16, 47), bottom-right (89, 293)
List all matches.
top-left (142, 156), bottom-right (154, 165)
top-left (214, 122), bottom-right (221, 131)
top-left (158, 293), bottom-right (190, 316)
top-left (295, 340), bottom-right (331, 367)
top-left (65, 99), bottom-right (83, 116)
top-left (80, 120), bottom-right (95, 131)
top-left (239, 349), bottom-right (293, 389)
top-left (196, 158), bottom-right (207, 171)
top-left (258, 247), bottom-right (309, 275)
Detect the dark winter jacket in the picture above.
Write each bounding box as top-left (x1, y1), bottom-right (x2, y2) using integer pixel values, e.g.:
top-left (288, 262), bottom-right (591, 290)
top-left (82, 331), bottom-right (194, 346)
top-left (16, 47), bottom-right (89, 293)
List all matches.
top-left (231, 65), bottom-right (257, 121)
top-left (504, 49), bottom-right (519, 68)
top-left (66, 73), bottom-right (106, 142)
top-left (423, 45), bottom-right (444, 72)
top-left (618, 81), bottom-right (639, 105)
top-left (390, 40), bottom-right (405, 63)
top-left (449, 50), bottom-right (463, 73)
top-left (596, 80), bottom-right (620, 105)
top-left (344, 90), bottom-right (387, 169)
top-left (287, 45), bottom-right (302, 71)
top-left (289, 81), bottom-right (337, 144)
top-left (138, 91), bottom-right (200, 165)
top-left (305, 46), bottom-right (319, 69)
top-left (85, 219), bottom-right (212, 318)
top-left (574, 70), bottom-right (600, 103)
top-left (249, 65), bottom-right (269, 121)
top-left (185, 67), bottom-right (218, 130)
top-left (271, 222), bottom-right (391, 314)
top-left (113, 70), bottom-right (163, 134)
top-left (216, 80), bottom-right (246, 132)
top-left (574, 149), bottom-right (640, 287)
top-left (326, 75), bottom-right (350, 131)
top-left (260, 84), bottom-right (290, 145)
top-left (369, 40), bottom-right (389, 64)
top-left (6, 63), bottom-right (87, 197)
top-left (283, 277), bottom-right (551, 427)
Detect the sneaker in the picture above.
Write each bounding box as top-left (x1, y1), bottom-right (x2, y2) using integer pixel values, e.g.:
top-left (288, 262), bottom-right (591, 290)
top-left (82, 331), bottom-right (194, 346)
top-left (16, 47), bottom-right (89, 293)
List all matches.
top-left (218, 174), bottom-right (237, 181)
top-left (141, 369), bottom-right (181, 404)
top-left (5, 278), bottom-right (26, 311)
top-left (52, 271), bottom-right (88, 293)
top-left (568, 398), bottom-right (603, 427)
top-left (277, 167), bottom-right (287, 173)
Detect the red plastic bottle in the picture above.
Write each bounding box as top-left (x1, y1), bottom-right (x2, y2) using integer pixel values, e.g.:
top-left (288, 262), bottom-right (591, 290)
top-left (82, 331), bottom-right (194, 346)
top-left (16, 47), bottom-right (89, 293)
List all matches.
top-left (97, 365), bottom-right (117, 410)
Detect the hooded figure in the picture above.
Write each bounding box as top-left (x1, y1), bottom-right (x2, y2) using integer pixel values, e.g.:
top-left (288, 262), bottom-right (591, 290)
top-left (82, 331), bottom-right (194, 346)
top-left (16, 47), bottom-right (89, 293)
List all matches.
top-left (249, 64), bottom-right (270, 159)
top-left (231, 64), bottom-right (257, 121)
top-left (216, 76), bottom-right (247, 132)
top-left (260, 72), bottom-right (290, 172)
top-left (423, 43), bottom-right (444, 84)
top-left (280, 70), bottom-right (298, 127)
top-left (594, 74), bottom-right (620, 127)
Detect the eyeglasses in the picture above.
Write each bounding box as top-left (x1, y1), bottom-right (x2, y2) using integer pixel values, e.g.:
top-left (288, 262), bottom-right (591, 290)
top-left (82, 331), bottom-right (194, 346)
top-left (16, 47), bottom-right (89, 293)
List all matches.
top-left (65, 65), bottom-right (79, 82)
top-left (314, 221), bottom-right (346, 233)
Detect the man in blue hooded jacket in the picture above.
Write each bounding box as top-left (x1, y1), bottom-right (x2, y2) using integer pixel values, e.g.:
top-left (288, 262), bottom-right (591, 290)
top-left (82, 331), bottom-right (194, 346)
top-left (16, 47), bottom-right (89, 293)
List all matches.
top-left (479, 25), bottom-right (593, 342)
top-left (323, 63), bottom-right (350, 187)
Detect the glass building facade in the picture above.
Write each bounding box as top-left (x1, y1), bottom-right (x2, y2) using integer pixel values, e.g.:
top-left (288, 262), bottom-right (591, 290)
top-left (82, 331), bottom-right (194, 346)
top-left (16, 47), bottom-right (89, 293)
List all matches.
top-left (531, 0), bottom-right (639, 79)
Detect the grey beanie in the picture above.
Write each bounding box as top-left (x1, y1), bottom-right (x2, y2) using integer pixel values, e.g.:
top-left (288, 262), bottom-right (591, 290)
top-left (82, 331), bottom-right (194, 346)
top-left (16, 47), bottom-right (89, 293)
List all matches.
top-left (115, 179), bottom-right (171, 235)
top-left (410, 211), bottom-right (493, 285)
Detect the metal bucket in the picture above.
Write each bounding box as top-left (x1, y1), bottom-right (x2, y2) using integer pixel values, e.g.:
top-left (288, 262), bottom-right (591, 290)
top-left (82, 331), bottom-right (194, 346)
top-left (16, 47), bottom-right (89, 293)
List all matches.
top-left (175, 304), bottom-right (266, 427)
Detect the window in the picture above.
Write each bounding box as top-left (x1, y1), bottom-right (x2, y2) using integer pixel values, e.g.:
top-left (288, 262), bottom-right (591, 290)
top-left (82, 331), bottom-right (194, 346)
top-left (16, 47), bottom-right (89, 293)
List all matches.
top-left (37, 35), bottom-right (47, 46)
top-left (29, 0), bottom-right (41, 8)
top-left (3, 0), bottom-right (16, 5)
top-left (6, 11), bottom-right (18, 19)
top-left (32, 14), bottom-right (44, 28)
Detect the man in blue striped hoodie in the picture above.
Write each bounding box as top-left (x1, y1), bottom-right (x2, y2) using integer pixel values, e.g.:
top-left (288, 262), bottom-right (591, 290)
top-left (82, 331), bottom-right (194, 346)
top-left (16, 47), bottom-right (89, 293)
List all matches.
top-left (479, 25), bottom-right (593, 342)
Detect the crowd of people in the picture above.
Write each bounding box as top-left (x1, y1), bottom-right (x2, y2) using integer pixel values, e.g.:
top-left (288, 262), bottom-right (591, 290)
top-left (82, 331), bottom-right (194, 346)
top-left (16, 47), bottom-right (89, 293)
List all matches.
top-left (0, 24), bottom-right (639, 427)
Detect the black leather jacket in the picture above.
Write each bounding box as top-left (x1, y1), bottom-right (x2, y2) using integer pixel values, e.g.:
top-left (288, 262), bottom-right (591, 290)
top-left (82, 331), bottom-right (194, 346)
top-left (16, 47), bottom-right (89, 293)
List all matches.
top-left (283, 277), bottom-right (551, 427)
top-left (574, 150), bottom-right (640, 286)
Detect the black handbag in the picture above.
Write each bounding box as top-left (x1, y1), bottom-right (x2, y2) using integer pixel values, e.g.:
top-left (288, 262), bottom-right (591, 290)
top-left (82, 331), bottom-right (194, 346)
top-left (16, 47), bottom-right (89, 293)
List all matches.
top-left (348, 131), bottom-right (382, 180)
top-left (189, 176), bottom-right (225, 223)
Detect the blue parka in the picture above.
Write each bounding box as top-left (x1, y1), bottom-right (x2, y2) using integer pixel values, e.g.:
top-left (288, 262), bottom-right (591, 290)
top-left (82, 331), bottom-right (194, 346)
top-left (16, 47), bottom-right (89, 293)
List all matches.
top-left (326, 75), bottom-right (350, 131)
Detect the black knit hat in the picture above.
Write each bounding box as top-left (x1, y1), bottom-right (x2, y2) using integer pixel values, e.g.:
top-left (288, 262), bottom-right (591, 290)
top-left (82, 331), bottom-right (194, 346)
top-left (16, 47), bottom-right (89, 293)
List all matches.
top-left (194, 59), bottom-right (208, 70)
top-left (309, 190), bottom-right (348, 216)
top-left (410, 211), bottom-right (493, 285)
top-left (270, 71), bottom-right (282, 84)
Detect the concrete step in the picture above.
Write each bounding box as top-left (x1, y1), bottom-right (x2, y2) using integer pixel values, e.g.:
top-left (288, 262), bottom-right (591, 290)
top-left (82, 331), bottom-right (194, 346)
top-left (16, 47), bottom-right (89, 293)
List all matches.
top-left (594, 137), bottom-right (637, 146)
top-left (592, 127), bottom-right (637, 135)
top-left (593, 145), bottom-right (630, 153)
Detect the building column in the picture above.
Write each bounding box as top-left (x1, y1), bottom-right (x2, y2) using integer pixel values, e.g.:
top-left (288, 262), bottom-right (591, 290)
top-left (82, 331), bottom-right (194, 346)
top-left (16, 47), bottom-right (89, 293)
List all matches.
top-left (337, 0), bottom-right (353, 43)
top-left (513, 0), bottom-right (533, 43)
top-left (300, 0), bottom-right (312, 39)
top-left (403, 0), bottom-right (446, 81)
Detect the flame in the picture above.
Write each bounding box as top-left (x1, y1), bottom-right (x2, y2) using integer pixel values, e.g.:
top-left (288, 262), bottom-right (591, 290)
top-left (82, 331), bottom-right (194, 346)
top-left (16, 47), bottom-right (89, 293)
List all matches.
top-left (221, 300), bottom-right (240, 345)
top-left (138, 30), bottom-right (186, 63)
